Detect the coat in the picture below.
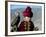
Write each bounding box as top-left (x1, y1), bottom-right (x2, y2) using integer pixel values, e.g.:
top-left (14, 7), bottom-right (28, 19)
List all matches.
top-left (18, 21), bottom-right (34, 31)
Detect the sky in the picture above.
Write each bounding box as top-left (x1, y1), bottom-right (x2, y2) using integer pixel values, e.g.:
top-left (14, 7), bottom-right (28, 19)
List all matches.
top-left (10, 5), bottom-right (42, 9)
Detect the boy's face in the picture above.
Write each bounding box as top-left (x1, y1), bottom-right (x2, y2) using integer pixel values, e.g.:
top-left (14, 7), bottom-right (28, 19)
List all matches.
top-left (23, 17), bottom-right (31, 22)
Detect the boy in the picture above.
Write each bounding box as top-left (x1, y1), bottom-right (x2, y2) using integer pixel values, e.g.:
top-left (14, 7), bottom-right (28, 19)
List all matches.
top-left (18, 6), bottom-right (34, 31)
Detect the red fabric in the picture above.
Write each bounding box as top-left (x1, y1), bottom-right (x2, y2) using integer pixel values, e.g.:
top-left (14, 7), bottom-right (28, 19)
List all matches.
top-left (18, 21), bottom-right (34, 31)
top-left (23, 6), bottom-right (32, 17)
top-left (18, 21), bottom-right (25, 31)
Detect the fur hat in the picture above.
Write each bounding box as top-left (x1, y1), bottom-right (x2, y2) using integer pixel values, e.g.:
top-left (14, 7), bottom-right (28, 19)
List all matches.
top-left (23, 6), bottom-right (33, 18)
